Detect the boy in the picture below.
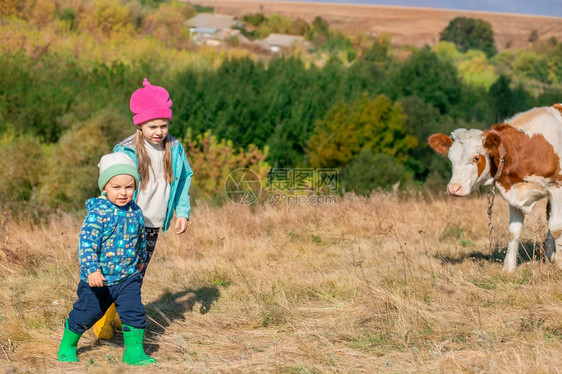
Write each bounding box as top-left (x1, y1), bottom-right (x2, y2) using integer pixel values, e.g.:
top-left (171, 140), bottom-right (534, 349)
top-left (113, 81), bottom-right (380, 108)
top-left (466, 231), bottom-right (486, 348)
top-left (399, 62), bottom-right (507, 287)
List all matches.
top-left (57, 152), bottom-right (156, 366)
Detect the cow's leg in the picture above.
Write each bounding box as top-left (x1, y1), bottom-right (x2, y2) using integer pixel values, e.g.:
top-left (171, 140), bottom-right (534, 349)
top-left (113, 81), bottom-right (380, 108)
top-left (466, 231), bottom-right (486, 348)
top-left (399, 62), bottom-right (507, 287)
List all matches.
top-left (504, 205), bottom-right (524, 272)
top-left (545, 230), bottom-right (555, 262)
top-left (545, 201), bottom-right (555, 262)
top-left (547, 192), bottom-right (562, 267)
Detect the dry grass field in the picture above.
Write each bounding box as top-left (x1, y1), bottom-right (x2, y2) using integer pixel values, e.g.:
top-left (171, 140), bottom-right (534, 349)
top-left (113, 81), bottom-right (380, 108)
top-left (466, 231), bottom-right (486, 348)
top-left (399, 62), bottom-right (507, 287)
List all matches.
top-left (193, 0), bottom-right (562, 51)
top-left (1, 193), bottom-right (561, 373)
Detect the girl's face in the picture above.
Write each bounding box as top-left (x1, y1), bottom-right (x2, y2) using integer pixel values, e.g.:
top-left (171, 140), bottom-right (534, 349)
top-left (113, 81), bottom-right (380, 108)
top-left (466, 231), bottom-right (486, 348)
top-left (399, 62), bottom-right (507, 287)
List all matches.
top-left (103, 174), bottom-right (136, 207)
top-left (139, 119), bottom-right (169, 145)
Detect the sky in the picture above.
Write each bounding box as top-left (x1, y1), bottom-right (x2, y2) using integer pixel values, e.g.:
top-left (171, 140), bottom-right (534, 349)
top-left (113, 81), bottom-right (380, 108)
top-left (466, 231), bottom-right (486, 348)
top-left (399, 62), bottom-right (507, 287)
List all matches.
top-left (264, 0), bottom-right (562, 17)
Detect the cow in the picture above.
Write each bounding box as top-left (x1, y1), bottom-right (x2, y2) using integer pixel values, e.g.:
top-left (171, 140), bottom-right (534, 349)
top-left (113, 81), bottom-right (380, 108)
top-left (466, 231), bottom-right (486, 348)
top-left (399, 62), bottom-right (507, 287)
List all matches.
top-left (428, 104), bottom-right (562, 271)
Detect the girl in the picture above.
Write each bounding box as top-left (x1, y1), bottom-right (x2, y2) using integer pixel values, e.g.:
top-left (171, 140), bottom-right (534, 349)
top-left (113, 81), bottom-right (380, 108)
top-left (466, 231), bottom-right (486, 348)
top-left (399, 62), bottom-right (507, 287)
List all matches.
top-left (92, 78), bottom-right (193, 340)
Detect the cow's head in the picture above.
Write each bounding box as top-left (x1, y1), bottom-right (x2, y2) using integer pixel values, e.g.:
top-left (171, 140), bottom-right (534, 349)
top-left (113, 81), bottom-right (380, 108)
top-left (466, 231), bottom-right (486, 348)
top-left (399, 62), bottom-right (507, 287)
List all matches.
top-left (428, 129), bottom-right (500, 196)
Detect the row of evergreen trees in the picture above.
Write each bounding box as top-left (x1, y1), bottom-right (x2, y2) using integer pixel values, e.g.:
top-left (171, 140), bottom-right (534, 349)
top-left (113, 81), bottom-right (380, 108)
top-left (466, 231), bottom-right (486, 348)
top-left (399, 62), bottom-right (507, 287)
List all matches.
top-left (2, 44), bottom-right (561, 211)
top-left (2, 0), bottom-right (562, 212)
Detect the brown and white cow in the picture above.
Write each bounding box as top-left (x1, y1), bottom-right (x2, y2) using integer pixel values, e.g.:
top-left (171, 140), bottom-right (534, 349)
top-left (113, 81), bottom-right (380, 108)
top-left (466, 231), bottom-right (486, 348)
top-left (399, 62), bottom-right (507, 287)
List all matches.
top-left (428, 104), bottom-right (562, 271)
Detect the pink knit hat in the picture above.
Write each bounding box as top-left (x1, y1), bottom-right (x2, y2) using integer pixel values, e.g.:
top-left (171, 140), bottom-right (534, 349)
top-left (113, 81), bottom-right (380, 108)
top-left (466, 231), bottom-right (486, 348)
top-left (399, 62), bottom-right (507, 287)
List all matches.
top-left (130, 78), bottom-right (172, 126)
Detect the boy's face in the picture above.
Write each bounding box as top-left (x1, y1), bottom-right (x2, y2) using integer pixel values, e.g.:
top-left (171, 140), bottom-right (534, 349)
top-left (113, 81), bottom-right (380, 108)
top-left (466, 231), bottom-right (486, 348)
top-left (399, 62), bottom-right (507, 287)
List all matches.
top-left (103, 175), bottom-right (136, 207)
top-left (139, 119), bottom-right (169, 145)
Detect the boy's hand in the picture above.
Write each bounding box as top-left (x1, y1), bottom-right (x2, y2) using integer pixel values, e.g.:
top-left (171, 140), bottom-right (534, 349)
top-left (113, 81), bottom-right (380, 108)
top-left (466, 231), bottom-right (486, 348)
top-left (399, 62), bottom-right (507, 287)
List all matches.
top-left (175, 217), bottom-right (189, 235)
top-left (137, 263), bottom-right (144, 272)
top-left (88, 271), bottom-right (105, 287)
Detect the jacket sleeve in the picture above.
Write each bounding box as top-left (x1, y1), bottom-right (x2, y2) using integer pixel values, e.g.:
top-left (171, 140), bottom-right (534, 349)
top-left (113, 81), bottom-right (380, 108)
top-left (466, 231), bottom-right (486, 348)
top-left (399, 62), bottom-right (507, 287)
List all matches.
top-left (174, 143), bottom-right (193, 220)
top-left (77, 210), bottom-right (106, 276)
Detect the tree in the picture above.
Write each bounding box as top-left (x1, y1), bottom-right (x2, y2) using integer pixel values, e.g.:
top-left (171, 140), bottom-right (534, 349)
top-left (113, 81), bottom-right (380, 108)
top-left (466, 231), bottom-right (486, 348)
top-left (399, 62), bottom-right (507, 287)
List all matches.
top-left (307, 16), bottom-right (330, 47)
top-left (545, 43), bottom-right (562, 83)
top-left (363, 37), bottom-right (392, 63)
top-left (173, 56), bottom-right (353, 168)
top-left (488, 75), bottom-right (529, 122)
top-left (440, 17), bottom-right (497, 57)
top-left (288, 18), bottom-right (309, 36)
top-left (306, 94), bottom-right (417, 168)
top-left (393, 48), bottom-right (462, 114)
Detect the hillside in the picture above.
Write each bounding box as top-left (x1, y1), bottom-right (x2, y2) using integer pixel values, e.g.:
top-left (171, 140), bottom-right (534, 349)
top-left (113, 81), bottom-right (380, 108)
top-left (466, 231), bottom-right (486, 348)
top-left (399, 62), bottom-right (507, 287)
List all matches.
top-left (191, 0), bottom-right (562, 51)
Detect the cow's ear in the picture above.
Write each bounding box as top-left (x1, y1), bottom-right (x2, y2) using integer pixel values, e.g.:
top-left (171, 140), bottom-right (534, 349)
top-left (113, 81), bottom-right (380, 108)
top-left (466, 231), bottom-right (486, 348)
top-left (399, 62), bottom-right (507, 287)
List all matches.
top-left (427, 133), bottom-right (453, 155)
top-left (483, 132), bottom-right (501, 153)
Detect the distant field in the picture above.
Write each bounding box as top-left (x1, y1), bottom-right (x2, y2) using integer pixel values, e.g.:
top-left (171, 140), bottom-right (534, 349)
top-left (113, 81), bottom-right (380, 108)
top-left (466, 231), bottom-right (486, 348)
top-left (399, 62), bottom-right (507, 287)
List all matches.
top-left (1, 194), bottom-right (562, 372)
top-left (192, 0), bottom-right (562, 50)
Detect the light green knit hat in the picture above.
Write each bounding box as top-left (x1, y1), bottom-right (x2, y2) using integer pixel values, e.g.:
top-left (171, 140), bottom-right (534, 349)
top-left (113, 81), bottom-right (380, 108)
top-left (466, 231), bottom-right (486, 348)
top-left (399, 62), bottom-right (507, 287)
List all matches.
top-left (97, 152), bottom-right (139, 191)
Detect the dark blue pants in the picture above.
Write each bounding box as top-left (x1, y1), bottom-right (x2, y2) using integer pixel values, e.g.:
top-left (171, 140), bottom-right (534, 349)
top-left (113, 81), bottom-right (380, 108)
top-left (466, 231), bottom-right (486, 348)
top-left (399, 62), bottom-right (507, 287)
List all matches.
top-left (67, 273), bottom-right (146, 334)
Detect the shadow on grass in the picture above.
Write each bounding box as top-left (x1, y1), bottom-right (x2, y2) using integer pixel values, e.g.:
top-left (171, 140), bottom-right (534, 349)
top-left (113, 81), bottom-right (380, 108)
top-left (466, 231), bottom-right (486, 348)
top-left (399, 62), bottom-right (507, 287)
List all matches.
top-left (143, 286), bottom-right (220, 354)
top-left (436, 240), bottom-right (549, 266)
top-left (76, 286), bottom-right (220, 358)
top-left (146, 286), bottom-right (221, 330)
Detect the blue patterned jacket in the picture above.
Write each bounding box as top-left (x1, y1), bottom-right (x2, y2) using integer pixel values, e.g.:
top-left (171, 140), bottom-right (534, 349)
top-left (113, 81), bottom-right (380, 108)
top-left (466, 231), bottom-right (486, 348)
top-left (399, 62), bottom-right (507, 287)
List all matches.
top-left (78, 196), bottom-right (147, 286)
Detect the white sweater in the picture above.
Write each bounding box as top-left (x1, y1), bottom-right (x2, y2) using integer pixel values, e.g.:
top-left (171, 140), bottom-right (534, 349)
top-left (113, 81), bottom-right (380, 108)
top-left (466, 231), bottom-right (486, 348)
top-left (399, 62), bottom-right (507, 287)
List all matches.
top-left (136, 140), bottom-right (171, 228)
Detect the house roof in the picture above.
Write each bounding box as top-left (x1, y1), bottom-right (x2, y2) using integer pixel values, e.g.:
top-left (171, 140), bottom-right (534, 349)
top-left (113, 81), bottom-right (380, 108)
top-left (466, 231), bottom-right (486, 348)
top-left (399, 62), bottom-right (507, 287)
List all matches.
top-left (186, 13), bottom-right (239, 30)
top-left (191, 27), bottom-right (218, 35)
top-left (262, 33), bottom-right (306, 48)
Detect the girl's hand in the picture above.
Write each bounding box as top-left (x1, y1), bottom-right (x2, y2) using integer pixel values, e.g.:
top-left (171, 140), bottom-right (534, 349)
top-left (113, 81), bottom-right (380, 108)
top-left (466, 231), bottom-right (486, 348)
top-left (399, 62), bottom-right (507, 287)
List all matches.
top-left (88, 271), bottom-right (105, 287)
top-left (137, 263), bottom-right (144, 272)
top-left (175, 217), bottom-right (189, 235)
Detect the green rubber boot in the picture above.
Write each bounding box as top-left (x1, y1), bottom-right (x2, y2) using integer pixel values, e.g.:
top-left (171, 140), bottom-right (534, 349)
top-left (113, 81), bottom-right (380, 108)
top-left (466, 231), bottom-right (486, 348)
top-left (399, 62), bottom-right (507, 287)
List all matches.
top-left (122, 324), bottom-right (156, 366)
top-left (57, 319), bottom-right (82, 362)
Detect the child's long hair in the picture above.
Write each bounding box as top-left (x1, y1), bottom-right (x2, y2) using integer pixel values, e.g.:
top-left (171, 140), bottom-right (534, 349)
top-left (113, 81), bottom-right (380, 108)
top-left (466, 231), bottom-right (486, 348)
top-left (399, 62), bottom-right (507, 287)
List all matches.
top-left (135, 128), bottom-right (173, 189)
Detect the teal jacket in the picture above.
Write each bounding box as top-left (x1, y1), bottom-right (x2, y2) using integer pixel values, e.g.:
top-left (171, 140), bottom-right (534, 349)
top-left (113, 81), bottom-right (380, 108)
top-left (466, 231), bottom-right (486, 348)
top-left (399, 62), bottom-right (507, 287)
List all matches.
top-left (114, 134), bottom-right (193, 232)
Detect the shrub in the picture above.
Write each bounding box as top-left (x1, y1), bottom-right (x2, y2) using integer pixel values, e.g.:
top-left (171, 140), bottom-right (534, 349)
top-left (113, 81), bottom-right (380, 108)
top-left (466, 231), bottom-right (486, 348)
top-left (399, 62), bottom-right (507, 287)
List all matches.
top-left (242, 13), bottom-right (266, 27)
top-left (141, 1), bottom-right (195, 48)
top-left (529, 29), bottom-right (539, 43)
top-left (36, 108), bottom-right (129, 209)
top-left (0, 134), bottom-right (45, 203)
top-left (184, 130), bottom-right (270, 203)
top-left (342, 149), bottom-right (413, 195)
top-left (0, 0), bottom-right (25, 17)
top-left (78, 0), bottom-right (134, 38)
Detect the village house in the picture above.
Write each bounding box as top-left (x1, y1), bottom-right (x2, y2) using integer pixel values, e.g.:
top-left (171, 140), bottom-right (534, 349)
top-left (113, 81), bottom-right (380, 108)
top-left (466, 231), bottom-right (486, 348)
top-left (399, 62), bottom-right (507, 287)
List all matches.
top-left (259, 33), bottom-right (311, 53)
top-left (186, 13), bottom-right (245, 46)
top-left (186, 13), bottom-right (310, 52)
